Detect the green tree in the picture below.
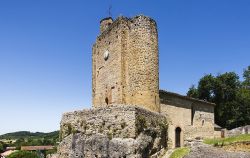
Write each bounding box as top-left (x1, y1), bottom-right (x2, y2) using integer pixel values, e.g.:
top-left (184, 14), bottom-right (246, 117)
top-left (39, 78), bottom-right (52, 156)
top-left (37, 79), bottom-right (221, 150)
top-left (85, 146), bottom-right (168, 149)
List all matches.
top-left (187, 85), bottom-right (198, 98)
top-left (14, 138), bottom-right (25, 150)
top-left (214, 72), bottom-right (240, 102)
top-left (0, 142), bottom-right (4, 153)
top-left (197, 74), bottom-right (215, 102)
top-left (213, 72), bottom-right (240, 127)
top-left (236, 88), bottom-right (250, 126)
top-left (187, 67), bottom-right (249, 129)
top-left (242, 66), bottom-right (250, 88)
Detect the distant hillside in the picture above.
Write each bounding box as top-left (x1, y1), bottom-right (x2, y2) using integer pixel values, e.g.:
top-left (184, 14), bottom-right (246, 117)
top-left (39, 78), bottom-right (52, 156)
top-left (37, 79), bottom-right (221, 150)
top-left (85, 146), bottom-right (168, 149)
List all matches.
top-left (0, 131), bottom-right (59, 140)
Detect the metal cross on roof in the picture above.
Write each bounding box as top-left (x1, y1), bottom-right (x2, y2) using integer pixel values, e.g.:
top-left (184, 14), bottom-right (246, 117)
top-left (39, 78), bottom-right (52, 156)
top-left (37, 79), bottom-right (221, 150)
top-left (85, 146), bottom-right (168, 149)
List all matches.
top-left (108, 5), bottom-right (112, 17)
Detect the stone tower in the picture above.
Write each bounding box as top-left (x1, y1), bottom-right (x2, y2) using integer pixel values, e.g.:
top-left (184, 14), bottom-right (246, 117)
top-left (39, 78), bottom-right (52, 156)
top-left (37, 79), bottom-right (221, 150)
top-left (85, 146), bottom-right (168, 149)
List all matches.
top-left (92, 15), bottom-right (160, 112)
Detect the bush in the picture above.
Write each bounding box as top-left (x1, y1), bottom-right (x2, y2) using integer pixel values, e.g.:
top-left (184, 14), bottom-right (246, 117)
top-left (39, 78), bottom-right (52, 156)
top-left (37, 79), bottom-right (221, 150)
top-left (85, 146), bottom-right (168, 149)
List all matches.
top-left (0, 143), bottom-right (4, 153)
top-left (45, 148), bottom-right (57, 156)
top-left (136, 115), bottom-right (147, 134)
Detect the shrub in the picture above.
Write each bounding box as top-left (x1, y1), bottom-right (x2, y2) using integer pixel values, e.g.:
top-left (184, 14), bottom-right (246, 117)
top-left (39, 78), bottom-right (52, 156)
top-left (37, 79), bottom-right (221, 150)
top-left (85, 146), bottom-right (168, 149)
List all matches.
top-left (136, 115), bottom-right (147, 134)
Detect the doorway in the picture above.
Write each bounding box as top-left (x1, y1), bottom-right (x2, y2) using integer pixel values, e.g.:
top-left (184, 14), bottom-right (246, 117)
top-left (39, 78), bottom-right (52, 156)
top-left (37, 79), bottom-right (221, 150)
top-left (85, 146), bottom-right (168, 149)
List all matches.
top-left (175, 127), bottom-right (181, 147)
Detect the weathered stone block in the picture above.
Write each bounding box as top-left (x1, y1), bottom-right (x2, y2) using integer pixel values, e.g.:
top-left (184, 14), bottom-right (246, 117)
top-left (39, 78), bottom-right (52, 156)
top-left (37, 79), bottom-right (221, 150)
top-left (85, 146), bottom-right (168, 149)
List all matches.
top-left (56, 105), bottom-right (168, 158)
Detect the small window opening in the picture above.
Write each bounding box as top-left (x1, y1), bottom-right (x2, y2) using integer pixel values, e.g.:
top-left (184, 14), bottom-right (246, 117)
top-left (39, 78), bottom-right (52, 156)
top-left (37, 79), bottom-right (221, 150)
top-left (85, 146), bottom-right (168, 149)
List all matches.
top-left (155, 96), bottom-right (157, 105)
top-left (202, 120), bottom-right (205, 126)
top-left (191, 106), bottom-right (195, 125)
top-left (105, 97), bottom-right (109, 105)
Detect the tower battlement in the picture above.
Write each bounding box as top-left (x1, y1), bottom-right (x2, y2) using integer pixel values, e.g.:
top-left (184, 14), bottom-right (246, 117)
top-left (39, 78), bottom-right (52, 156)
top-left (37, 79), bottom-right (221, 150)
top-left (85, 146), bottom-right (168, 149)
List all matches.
top-left (100, 17), bottom-right (113, 33)
top-left (92, 15), bottom-right (160, 112)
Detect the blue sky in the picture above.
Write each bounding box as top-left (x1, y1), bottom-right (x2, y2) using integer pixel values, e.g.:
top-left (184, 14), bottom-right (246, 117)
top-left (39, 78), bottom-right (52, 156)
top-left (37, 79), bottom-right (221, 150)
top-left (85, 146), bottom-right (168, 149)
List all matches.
top-left (0, 0), bottom-right (249, 135)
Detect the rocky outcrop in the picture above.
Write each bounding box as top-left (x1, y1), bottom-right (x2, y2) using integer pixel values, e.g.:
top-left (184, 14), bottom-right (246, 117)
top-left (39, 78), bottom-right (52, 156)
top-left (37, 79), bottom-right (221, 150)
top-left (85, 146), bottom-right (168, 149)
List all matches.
top-left (54, 105), bottom-right (168, 158)
top-left (184, 141), bottom-right (250, 158)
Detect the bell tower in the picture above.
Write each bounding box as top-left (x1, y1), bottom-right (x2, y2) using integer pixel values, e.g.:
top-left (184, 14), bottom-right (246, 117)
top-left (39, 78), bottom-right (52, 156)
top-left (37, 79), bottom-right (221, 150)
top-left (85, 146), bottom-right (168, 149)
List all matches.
top-left (92, 15), bottom-right (160, 112)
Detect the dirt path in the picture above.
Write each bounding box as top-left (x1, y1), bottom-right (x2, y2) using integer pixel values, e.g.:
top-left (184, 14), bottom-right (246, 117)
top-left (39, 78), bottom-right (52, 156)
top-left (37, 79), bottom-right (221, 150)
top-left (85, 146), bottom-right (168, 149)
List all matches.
top-left (184, 142), bottom-right (250, 158)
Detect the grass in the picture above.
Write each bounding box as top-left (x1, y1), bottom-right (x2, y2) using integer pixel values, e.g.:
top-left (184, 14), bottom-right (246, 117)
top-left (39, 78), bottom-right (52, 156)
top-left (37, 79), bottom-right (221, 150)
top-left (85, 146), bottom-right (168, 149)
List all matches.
top-left (169, 147), bottom-right (190, 158)
top-left (204, 134), bottom-right (250, 146)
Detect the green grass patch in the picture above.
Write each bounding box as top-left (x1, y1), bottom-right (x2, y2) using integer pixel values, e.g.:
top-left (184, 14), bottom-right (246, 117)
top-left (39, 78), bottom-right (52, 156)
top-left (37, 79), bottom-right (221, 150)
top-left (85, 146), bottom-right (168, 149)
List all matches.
top-left (169, 147), bottom-right (190, 158)
top-left (7, 151), bottom-right (40, 158)
top-left (204, 134), bottom-right (250, 146)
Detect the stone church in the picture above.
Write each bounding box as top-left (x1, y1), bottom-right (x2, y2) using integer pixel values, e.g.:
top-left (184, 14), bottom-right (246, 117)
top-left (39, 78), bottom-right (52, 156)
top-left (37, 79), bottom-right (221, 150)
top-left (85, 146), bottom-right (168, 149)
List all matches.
top-left (54, 15), bottom-right (220, 158)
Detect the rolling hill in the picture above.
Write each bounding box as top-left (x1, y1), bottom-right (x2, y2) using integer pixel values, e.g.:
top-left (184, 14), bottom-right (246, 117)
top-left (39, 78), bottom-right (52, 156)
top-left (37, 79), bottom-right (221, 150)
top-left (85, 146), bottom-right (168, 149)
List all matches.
top-left (0, 131), bottom-right (59, 141)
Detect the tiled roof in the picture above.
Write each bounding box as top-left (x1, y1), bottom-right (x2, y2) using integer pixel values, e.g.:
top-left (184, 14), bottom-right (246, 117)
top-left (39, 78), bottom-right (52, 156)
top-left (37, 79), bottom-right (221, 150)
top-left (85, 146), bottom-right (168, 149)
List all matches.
top-left (159, 90), bottom-right (216, 106)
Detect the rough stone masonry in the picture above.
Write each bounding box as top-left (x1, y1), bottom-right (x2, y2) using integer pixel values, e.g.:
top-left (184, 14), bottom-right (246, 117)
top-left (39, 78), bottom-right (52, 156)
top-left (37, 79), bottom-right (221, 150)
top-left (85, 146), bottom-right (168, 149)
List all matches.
top-left (57, 105), bottom-right (168, 158)
top-left (52, 15), bottom-right (169, 158)
top-left (92, 15), bottom-right (160, 112)
top-left (52, 14), bottom-right (218, 158)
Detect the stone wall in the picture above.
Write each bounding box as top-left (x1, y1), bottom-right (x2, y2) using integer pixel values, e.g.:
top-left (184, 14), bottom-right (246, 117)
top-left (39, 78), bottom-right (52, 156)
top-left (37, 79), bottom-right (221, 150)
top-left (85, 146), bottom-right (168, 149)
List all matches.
top-left (159, 90), bottom-right (215, 148)
top-left (92, 17), bottom-right (126, 107)
top-left (224, 125), bottom-right (250, 137)
top-left (214, 130), bottom-right (222, 138)
top-left (124, 16), bottom-right (159, 112)
top-left (92, 15), bottom-right (160, 112)
top-left (57, 105), bottom-right (168, 158)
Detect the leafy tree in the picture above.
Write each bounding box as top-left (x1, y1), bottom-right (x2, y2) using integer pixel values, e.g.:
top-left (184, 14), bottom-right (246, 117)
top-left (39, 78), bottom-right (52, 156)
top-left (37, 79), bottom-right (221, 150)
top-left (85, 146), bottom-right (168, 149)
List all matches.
top-left (187, 66), bottom-right (250, 129)
top-left (214, 72), bottom-right (240, 102)
top-left (236, 88), bottom-right (250, 126)
top-left (242, 66), bottom-right (250, 88)
top-left (213, 72), bottom-right (241, 127)
top-left (0, 142), bottom-right (4, 153)
top-left (14, 138), bottom-right (25, 150)
top-left (197, 74), bottom-right (216, 102)
top-left (0, 131), bottom-right (59, 149)
top-left (187, 85), bottom-right (198, 98)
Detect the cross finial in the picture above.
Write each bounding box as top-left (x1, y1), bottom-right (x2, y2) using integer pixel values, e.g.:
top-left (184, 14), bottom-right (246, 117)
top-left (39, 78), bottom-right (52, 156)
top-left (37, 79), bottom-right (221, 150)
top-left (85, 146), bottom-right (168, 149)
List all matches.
top-left (108, 5), bottom-right (112, 17)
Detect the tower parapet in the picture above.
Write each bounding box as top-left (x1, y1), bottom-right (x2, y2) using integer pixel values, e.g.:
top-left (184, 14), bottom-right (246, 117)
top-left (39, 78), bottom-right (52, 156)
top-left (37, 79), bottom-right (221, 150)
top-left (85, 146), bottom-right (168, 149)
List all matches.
top-left (100, 17), bottom-right (113, 33)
